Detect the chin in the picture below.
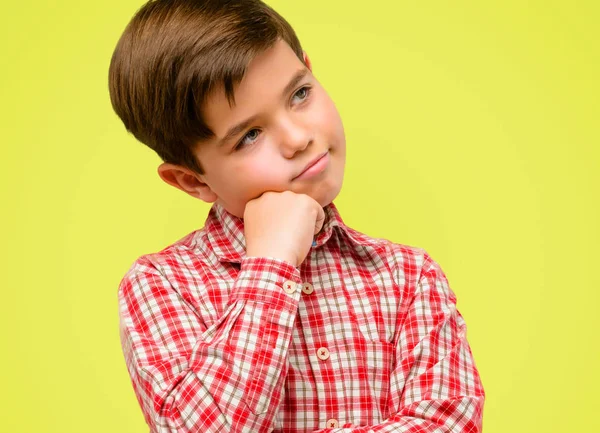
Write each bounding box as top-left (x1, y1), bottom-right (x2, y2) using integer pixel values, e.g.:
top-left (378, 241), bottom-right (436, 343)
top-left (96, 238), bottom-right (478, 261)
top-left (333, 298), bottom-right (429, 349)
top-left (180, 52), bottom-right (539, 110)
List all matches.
top-left (315, 183), bottom-right (342, 208)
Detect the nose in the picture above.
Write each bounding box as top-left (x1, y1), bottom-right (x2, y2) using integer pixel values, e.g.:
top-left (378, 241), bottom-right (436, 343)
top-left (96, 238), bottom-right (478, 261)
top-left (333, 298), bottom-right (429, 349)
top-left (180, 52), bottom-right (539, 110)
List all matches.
top-left (277, 115), bottom-right (313, 158)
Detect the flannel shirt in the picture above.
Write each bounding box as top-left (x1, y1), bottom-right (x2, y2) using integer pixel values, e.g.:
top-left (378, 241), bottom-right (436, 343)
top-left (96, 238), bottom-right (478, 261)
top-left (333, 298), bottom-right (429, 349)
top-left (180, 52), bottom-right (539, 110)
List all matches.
top-left (117, 201), bottom-right (485, 433)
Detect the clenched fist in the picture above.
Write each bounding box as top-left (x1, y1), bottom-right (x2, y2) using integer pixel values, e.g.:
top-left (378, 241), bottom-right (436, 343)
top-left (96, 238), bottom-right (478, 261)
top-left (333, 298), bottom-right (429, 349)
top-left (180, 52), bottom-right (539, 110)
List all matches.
top-left (243, 191), bottom-right (325, 267)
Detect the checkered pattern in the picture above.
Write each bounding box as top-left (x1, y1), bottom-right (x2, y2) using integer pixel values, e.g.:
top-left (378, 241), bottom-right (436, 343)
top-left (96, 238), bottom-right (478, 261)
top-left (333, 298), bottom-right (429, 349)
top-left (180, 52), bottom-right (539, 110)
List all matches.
top-left (117, 201), bottom-right (485, 433)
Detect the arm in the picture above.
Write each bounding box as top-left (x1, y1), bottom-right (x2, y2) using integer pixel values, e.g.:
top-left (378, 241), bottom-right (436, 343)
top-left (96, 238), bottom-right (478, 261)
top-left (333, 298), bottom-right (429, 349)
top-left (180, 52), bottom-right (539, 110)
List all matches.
top-left (315, 251), bottom-right (485, 433)
top-left (118, 255), bottom-right (302, 433)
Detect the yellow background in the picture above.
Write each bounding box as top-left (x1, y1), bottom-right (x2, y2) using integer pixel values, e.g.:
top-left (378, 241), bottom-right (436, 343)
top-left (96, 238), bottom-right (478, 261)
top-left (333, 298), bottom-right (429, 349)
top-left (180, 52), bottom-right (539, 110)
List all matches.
top-left (2, 0), bottom-right (598, 431)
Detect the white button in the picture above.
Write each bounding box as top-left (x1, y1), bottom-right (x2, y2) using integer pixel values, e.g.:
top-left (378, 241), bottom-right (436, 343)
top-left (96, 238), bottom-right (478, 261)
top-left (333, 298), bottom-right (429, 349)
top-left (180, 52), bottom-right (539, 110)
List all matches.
top-left (283, 280), bottom-right (298, 294)
top-left (301, 282), bottom-right (314, 294)
top-left (317, 347), bottom-right (330, 360)
top-left (326, 418), bottom-right (339, 428)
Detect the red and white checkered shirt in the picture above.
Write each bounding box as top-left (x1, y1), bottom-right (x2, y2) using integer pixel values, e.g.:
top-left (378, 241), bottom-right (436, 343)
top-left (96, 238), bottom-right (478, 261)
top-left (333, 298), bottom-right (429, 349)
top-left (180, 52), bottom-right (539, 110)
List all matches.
top-left (118, 201), bottom-right (485, 433)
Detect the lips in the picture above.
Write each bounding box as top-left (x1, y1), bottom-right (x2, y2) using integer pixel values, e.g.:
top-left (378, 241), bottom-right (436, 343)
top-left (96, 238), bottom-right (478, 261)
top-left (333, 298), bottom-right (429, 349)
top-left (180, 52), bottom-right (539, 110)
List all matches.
top-left (294, 151), bottom-right (328, 179)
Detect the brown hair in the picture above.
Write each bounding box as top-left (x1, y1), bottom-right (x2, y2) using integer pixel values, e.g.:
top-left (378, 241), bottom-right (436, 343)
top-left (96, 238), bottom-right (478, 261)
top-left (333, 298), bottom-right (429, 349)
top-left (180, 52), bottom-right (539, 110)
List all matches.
top-left (108, 0), bottom-right (305, 174)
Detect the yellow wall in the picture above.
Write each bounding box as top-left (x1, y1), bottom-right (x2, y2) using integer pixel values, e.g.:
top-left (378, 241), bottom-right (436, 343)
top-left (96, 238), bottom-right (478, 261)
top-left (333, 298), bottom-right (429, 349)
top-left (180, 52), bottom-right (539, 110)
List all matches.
top-left (2, 1), bottom-right (598, 432)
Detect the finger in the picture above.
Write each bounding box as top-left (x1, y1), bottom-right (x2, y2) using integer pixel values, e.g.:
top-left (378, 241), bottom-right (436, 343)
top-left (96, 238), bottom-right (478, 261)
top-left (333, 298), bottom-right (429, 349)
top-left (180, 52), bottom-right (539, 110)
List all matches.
top-left (314, 205), bottom-right (325, 235)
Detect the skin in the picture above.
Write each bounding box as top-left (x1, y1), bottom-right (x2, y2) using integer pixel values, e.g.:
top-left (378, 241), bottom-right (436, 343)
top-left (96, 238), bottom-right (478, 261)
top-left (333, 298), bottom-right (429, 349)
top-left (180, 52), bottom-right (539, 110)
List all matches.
top-left (157, 38), bottom-right (347, 220)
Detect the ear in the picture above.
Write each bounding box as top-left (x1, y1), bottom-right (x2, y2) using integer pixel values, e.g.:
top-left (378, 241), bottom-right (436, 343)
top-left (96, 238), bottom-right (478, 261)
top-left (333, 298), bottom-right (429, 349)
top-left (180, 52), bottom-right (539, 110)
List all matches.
top-left (157, 162), bottom-right (218, 203)
top-left (303, 50), bottom-right (312, 72)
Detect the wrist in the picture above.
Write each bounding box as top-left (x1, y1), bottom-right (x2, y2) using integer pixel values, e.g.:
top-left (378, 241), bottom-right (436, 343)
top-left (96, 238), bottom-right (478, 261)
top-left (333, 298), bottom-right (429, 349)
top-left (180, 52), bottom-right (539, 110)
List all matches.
top-left (246, 248), bottom-right (297, 267)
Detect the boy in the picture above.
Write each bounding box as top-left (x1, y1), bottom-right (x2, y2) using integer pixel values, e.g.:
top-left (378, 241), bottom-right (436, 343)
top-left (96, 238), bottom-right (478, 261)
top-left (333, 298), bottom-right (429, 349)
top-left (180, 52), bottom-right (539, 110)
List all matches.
top-left (109, 0), bottom-right (485, 432)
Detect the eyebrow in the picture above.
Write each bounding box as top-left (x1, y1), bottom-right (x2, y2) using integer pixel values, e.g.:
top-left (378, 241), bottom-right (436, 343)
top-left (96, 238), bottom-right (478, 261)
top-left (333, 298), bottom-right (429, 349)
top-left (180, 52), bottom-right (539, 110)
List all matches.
top-left (217, 68), bottom-right (310, 147)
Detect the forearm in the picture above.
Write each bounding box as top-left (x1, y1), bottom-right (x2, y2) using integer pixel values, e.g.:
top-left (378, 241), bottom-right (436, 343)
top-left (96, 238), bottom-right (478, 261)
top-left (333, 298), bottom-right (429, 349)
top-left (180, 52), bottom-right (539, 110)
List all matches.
top-left (312, 396), bottom-right (483, 433)
top-left (119, 256), bottom-right (303, 432)
top-left (311, 336), bottom-right (484, 433)
top-left (314, 250), bottom-right (486, 433)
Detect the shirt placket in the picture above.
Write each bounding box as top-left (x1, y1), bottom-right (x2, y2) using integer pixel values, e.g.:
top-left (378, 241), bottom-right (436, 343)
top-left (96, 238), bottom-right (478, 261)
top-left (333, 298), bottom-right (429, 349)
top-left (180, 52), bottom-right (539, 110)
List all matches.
top-left (296, 266), bottom-right (344, 431)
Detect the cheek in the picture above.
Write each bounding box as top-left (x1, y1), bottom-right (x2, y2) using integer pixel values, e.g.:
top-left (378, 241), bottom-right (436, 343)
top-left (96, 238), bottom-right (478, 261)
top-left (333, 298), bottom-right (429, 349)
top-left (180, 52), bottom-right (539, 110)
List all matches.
top-left (232, 153), bottom-right (290, 188)
top-left (250, 158), bottom-right (283, 179)
top-left (315, 96), bottom-right (343, 135)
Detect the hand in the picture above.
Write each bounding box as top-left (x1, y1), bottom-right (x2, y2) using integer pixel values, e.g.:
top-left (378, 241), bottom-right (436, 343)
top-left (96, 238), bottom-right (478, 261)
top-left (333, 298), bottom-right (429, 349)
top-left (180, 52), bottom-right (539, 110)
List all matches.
top-left (243, 191), bottom-right (325, 267)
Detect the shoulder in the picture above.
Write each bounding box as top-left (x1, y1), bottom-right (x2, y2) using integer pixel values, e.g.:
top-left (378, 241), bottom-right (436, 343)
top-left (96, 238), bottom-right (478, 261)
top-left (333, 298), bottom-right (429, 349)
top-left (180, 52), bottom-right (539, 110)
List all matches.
top-left (117, 225), bottom-right (216, 292)
top-left (339, 224), bottom-right (444, 287)
top-left (340, 223), bottom-right (423, 262)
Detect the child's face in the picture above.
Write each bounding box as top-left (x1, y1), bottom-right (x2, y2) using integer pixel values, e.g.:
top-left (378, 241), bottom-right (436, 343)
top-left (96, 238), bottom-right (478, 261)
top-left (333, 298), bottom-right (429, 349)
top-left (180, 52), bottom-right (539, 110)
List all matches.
top-left (188, 39), bottom-right (346, 218)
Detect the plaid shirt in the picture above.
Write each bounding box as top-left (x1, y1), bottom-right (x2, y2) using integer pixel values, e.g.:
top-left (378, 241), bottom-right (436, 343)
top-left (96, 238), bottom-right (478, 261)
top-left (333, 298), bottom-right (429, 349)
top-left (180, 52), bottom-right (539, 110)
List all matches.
top-left (117, 201), bottom-right (485, 433)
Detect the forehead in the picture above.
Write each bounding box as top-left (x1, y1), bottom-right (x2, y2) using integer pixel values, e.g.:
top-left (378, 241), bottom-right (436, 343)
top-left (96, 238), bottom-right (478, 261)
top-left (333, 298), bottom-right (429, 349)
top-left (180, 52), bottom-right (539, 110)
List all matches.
top-left (202, 39), bottom-right (308, 135)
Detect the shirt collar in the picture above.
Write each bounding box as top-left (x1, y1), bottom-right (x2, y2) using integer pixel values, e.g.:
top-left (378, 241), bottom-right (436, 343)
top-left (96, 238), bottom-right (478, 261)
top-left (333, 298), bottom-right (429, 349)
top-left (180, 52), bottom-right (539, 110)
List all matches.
top-left (203, 200), bottom-right (348, 264)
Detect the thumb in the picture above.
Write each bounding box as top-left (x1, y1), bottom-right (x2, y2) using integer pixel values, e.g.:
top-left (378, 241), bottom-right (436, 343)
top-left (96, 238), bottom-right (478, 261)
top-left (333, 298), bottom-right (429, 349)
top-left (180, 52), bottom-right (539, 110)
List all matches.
top-left (313, 205), bottom-right (325, 235)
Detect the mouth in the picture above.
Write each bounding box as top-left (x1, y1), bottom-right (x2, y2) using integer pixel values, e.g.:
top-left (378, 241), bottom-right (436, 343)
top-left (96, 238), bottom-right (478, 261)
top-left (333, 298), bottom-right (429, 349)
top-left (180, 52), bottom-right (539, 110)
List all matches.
top-left (293, 151), bottom-right (329, 180)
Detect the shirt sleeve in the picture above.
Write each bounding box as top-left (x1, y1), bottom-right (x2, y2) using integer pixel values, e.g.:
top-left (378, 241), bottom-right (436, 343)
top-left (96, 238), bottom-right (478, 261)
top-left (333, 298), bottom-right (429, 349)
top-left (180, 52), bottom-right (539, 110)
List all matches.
top-left (117, 255), bottom-right (303, 433)
top-left (314, 250), bottom-right (485, 433)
